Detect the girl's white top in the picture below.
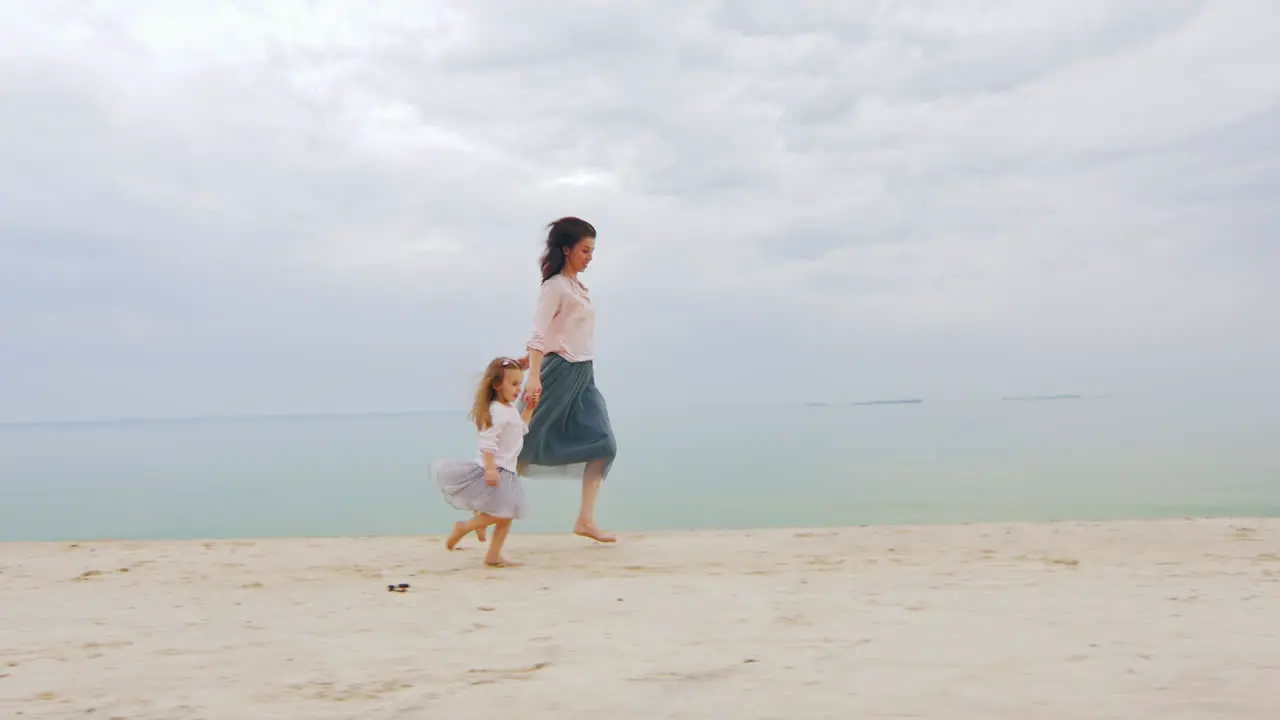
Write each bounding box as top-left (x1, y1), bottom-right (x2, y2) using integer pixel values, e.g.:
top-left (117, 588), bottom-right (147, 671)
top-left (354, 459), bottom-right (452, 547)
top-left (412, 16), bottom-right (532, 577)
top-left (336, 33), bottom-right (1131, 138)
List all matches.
top-left (476, 401), bottom-right (528, 474)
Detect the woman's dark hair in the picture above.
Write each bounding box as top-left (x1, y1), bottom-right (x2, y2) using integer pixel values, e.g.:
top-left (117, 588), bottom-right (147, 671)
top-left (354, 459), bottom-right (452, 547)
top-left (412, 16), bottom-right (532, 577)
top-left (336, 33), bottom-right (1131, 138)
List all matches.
top-left (540, 216), bottom-right (596, 283)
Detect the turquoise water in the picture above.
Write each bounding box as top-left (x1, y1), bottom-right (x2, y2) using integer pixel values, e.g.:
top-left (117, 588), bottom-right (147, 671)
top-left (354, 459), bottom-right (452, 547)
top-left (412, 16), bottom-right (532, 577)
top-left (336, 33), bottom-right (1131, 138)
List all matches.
top-left (2, 395), bottom-right (1278, 542)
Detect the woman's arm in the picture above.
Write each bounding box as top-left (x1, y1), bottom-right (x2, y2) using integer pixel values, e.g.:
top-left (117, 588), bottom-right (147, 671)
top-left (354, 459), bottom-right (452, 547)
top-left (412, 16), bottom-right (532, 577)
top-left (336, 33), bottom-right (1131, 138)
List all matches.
top-left (524, 280), bottom-right (560, 401)
top-left (522, 350), bottom-right (545, 405)
top-left (526, 281), bottom-right (561, 362)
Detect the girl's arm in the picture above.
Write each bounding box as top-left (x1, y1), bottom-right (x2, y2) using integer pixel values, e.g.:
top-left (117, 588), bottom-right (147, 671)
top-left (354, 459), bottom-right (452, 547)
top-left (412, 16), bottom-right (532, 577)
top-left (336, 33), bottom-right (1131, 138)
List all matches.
top-left (477, 422), bottom-right (501, 484)
top-left (520, 398), bottom-right (536, 425)
top-left (480, 450), bottom-right (499, 485)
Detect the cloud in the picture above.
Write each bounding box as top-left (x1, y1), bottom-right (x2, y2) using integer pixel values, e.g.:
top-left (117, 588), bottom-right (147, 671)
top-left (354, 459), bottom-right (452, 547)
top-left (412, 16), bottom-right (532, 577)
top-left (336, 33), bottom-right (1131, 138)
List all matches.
top-left (1, 0), bottom-right (1278, 420)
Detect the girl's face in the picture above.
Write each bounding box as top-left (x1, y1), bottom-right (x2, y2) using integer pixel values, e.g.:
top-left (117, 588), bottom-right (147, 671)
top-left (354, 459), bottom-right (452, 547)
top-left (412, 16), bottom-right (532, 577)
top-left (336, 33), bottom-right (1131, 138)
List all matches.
top-left (564, 236), bottom-right (595, 274)
top-left (494, 368), bottom-right (524, 404)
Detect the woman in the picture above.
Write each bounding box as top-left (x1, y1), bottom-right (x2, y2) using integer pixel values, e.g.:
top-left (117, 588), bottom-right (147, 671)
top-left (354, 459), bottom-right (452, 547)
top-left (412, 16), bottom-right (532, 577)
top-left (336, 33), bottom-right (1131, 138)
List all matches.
top-left (517, 216), bottom-right (618, 543)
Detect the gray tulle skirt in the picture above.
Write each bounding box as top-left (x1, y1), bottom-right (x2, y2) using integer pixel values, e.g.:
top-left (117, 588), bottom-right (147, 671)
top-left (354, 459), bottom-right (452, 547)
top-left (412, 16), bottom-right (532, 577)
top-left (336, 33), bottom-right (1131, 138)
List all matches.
top-left (433, 459), bottom-right (528, 519)
top-left (518, 353), bottom-right (618, 480)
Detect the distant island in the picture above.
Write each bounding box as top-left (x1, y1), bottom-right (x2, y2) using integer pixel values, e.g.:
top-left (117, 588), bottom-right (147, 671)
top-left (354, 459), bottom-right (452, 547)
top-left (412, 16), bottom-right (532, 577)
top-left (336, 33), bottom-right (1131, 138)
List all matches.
top-left (1001, 394), bottom-right (1083, 402)
top-left (803, 399), bottom-right (924, 407)
top-left (851, 399), bottom-right (923, 406)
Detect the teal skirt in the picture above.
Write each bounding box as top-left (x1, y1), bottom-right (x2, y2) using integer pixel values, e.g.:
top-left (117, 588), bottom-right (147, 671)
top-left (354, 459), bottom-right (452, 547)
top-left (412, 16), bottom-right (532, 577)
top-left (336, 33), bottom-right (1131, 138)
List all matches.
top-left (518, 353), bottom-right (617, 480)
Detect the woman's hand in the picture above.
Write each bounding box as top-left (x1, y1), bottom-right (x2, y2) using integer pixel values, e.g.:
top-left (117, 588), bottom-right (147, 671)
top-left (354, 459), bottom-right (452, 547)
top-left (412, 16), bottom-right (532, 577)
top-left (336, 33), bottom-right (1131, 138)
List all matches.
top-left (523, 376), bottom-right (542, 406)
top-left (484, 467), bottom-right (500, 487)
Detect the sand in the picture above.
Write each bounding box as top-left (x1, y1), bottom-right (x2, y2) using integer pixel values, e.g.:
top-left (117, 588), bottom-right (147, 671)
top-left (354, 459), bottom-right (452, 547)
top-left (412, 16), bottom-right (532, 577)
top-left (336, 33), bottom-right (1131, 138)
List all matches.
top-left (2, 518), bottom-right (1278, 719)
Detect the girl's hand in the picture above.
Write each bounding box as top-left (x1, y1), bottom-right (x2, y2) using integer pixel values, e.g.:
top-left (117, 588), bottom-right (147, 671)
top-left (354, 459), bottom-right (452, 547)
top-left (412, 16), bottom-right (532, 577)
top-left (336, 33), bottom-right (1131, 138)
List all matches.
top-left (484, 467), bottom-right (500, 487)
top-left (523, 376), bottom-right (542, 405)
top-left (515, 354), bottom-right (530, 370)
top-left (520, 393), bottom-right (538, 423)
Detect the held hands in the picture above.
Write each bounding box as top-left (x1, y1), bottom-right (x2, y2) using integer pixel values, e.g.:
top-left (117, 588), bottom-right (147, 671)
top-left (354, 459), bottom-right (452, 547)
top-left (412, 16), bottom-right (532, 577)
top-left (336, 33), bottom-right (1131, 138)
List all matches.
top-left (519, 384), bottom-right (539, 424)
top-left (523, 376), bottom-right (542, 407)
top-left (515, 352), bottom-right (536, 404)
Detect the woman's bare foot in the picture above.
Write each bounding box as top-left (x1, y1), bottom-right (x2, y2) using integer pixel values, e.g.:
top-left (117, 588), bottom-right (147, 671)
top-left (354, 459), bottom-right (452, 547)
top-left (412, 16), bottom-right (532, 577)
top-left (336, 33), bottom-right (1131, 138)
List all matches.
top-left (484, 556), bottom-right (522, 568)
top-left (446, 521), bottom-right (469, 551)
top-left (574, 523), bottom-right (617, 543)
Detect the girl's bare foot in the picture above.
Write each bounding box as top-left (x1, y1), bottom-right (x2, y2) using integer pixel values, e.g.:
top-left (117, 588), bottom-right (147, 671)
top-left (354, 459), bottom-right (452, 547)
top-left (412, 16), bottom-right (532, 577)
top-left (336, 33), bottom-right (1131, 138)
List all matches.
top-left (474, 515), bottom-right (487, 543)
top-left (573, 523), bottom-right (617, 543)
top-left (446, 521), bottom-right (469, 551)
top-left (485, 556), bottom-right (522, 568)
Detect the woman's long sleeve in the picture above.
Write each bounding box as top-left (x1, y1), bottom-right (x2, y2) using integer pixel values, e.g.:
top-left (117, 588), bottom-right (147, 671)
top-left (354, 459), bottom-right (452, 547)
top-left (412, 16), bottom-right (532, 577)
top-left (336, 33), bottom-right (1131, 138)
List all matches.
top-left (526, 281), bottom-right (561, 353)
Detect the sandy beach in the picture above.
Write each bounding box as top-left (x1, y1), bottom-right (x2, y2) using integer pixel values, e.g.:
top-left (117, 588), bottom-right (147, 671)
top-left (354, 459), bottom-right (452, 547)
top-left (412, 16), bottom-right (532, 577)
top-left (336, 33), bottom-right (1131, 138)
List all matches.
top-left (2, 518), bottom-right (1278, 719)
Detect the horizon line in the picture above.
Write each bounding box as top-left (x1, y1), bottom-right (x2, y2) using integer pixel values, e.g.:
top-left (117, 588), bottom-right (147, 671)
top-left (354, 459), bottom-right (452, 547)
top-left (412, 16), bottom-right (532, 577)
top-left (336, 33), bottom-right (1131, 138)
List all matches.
top-left (0, 394), bottom-right (1121, 428)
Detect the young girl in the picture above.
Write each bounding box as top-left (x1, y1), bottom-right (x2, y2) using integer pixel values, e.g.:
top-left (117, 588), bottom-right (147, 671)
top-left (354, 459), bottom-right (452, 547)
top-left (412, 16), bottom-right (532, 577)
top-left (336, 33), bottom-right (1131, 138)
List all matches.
top-left (433, 357), bottom-right (535, 567)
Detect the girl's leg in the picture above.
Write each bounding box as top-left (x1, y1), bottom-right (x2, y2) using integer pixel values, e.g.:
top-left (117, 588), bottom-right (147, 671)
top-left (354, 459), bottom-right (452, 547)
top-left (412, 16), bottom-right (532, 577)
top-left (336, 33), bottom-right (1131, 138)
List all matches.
top-left (492, 462), bottom-right (527, 547)
top-left (484, 519), bottom-right (520, 567)
top-left (473, 511), bottom-right (487, 542)
top-left (574, 460), bottom-right (616, 543)
top-left (446, 513), bottom-right (500, 550)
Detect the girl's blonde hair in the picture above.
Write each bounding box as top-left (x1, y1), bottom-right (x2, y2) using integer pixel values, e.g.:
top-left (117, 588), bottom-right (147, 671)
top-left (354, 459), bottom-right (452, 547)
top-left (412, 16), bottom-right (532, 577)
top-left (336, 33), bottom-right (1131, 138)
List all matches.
top-left (468, 357), bottom-right (521, 431)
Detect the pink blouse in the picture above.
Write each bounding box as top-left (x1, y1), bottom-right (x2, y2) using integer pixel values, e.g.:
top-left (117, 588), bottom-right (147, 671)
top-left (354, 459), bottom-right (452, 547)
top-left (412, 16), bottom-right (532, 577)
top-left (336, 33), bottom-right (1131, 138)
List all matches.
top-left (526, 274), bottom-right (596, 362)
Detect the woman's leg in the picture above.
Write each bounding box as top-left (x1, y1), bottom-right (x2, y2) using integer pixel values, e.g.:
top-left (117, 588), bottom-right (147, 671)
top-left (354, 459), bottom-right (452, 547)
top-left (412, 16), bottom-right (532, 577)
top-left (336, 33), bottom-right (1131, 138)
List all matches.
top-left (574, 459), bottom-right (616, 543)
top-left (484, 519), bottom-right (520, 567)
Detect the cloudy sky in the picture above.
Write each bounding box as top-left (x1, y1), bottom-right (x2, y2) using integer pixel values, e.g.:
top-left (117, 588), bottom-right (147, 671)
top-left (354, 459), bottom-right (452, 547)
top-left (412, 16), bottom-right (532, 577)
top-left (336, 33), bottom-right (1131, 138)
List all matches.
top-left (2, 0), bottom-right (1278, 421)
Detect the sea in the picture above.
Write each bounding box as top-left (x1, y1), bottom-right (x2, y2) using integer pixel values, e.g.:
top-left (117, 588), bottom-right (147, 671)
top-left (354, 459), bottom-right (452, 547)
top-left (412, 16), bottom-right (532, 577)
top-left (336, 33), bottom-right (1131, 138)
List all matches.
top-left (2, 393), bottom-right (1278, 542)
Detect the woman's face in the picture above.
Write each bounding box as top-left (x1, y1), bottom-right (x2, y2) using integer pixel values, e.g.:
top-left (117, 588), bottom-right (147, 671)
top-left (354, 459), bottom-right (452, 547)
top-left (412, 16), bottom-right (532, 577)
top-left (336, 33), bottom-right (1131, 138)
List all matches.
top-left (564, 236), bottom-right (595, 273)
